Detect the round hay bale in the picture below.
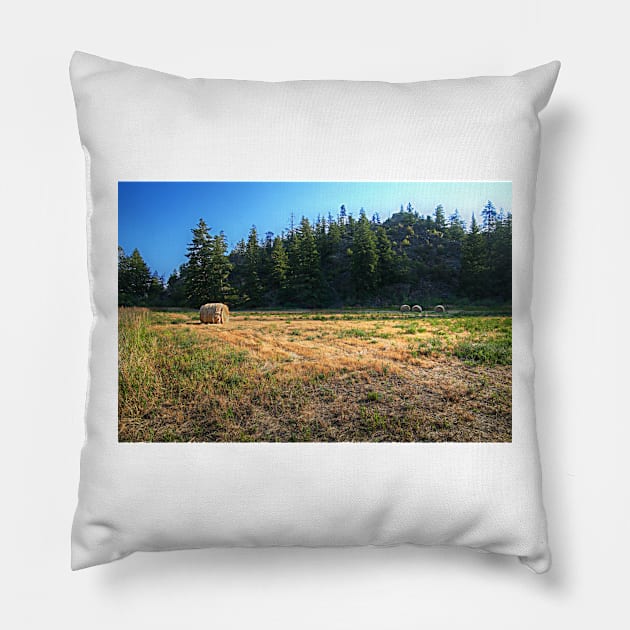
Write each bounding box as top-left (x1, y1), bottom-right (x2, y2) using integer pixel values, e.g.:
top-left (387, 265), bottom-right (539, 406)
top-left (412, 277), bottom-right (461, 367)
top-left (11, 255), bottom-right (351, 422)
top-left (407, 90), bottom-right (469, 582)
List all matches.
top-left (400, 304), bottom-right (411, 312)
top-left (435, 304), bottom-right (446, 313)
top-left (200, 302), bottom-right (230, 324)
top-left (411, 304), bottom-right (422, 313)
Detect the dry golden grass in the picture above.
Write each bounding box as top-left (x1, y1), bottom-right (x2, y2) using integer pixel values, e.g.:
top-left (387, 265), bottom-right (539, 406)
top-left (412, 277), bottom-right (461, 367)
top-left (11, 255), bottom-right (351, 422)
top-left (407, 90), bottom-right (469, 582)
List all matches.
top-left (119, 308), bottom-right (512, 442)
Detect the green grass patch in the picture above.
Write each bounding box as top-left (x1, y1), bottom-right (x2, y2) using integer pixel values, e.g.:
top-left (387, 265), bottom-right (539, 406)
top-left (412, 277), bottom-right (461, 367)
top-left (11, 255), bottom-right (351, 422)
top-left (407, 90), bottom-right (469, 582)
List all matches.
top-left (411, 335), bottom-right (445, 357)
top-left (396, 322), bottom-right (427, 335)
top-left (453, 337), bottom-right (512, 365)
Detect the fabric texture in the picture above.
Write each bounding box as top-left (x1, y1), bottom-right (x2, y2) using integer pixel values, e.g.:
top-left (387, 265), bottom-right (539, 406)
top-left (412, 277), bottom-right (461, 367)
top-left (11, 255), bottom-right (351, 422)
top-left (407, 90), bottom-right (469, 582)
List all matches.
top-left (70, 51), bottom-right (559, 571)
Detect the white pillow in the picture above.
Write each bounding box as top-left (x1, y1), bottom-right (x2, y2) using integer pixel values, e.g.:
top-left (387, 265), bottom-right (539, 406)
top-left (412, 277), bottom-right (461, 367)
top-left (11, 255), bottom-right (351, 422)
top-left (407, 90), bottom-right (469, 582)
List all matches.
top-left (70, 51), bottom-right (559, 571)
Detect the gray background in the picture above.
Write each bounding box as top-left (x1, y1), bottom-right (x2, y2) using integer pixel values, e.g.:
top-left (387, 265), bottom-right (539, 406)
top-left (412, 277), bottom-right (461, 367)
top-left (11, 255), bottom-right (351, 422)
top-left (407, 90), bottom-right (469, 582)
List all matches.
top-left (1, 0), bottom-right (626, 627)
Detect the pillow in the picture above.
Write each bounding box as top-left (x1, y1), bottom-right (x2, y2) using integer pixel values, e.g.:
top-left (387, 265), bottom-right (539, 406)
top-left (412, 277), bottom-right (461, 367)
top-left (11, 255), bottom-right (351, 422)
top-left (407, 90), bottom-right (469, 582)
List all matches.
top-left (70, 51), bottom-right (559, 572)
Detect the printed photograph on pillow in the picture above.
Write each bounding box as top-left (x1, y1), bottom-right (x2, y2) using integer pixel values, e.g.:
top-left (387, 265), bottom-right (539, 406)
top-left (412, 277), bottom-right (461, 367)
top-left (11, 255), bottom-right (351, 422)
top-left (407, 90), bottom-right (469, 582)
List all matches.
top-left (118, 180), bottom-right (512, 442)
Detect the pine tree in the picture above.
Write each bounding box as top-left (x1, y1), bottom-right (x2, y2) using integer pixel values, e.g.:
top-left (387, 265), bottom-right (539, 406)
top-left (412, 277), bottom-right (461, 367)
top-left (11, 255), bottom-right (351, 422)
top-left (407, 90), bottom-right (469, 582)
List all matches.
top-left (338, 204), bottom-right (347, 225)
top-left (184, 218), bottom-right (213, 306)
top-left (327, 220), bottom-right (342, 252)
top-left (481, 200), bottom-right (498, 233)
top-left (270, 235), bottom-right (289, 293)
top-left (228, 238), bottom-right (247, 302)
top-left (489, 211), bottom-right (512, 300)
top-left (244, 226), bottom-right (263, 305)
top-left (460, 214), bottom-right (488, 298)
top-left (447, 209), bottom-right (466, 241)
top-left (147, 271), bottom-right (165, 304)
top-left (118, 246), bottom-right (152, 305)
top-left (314, 216), bottom-right (331, 270)
top-left (375, 225), bottom-right (396, 287)
top-left (259, 231), bottom-right (275, 300)
top-left (434, 204), bottom-right (446, 233)
top-left (289, 217), bottom-right (323, 306)
top-left (351, 211), bottom-right (378, 297)
top-left (183, 219), bottom-right (233, 306)
top-left (208, 232), bottom-right (233, 302)
top-left (165, 268), bottom-right (187, 306)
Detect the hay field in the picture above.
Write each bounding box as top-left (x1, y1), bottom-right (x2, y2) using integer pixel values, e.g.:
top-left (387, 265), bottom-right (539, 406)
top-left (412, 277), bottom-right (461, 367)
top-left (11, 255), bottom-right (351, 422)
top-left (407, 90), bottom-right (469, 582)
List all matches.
top-left (119, 308), bottom-right (512, 442)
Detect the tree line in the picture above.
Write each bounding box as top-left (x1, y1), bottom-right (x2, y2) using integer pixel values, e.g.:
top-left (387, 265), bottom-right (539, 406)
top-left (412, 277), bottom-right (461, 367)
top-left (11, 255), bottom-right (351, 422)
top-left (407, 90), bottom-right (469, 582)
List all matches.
top-left (118, 201), bottom-right (511, 308)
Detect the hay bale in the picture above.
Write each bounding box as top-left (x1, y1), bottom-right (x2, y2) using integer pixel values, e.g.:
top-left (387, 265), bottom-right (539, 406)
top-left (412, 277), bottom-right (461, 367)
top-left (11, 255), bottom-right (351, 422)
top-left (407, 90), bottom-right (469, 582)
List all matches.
top-left (411, 304), bottom-right (422, 313)
top-left (400, 304), bottom-right (411, 312)
top-left (435, 304), bottom-right (446, 313)
top-left (200, 302), bottom-right (230, 324)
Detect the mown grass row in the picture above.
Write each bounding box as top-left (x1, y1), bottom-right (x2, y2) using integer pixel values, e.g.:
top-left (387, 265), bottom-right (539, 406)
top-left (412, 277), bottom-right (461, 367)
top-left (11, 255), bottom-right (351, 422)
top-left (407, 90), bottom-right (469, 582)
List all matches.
top-left (284, 315), bottom-right (512, 366)
top-left (129, 307), bottom-right (512, 366)
top-left (240, 310), bottom-right (511, 322)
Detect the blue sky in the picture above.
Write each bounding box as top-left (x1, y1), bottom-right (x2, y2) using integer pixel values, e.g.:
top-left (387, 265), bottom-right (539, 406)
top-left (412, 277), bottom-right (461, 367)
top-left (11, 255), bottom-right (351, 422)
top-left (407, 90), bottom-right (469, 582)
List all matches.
top-left (118, 181), bottom-right (511, 277)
